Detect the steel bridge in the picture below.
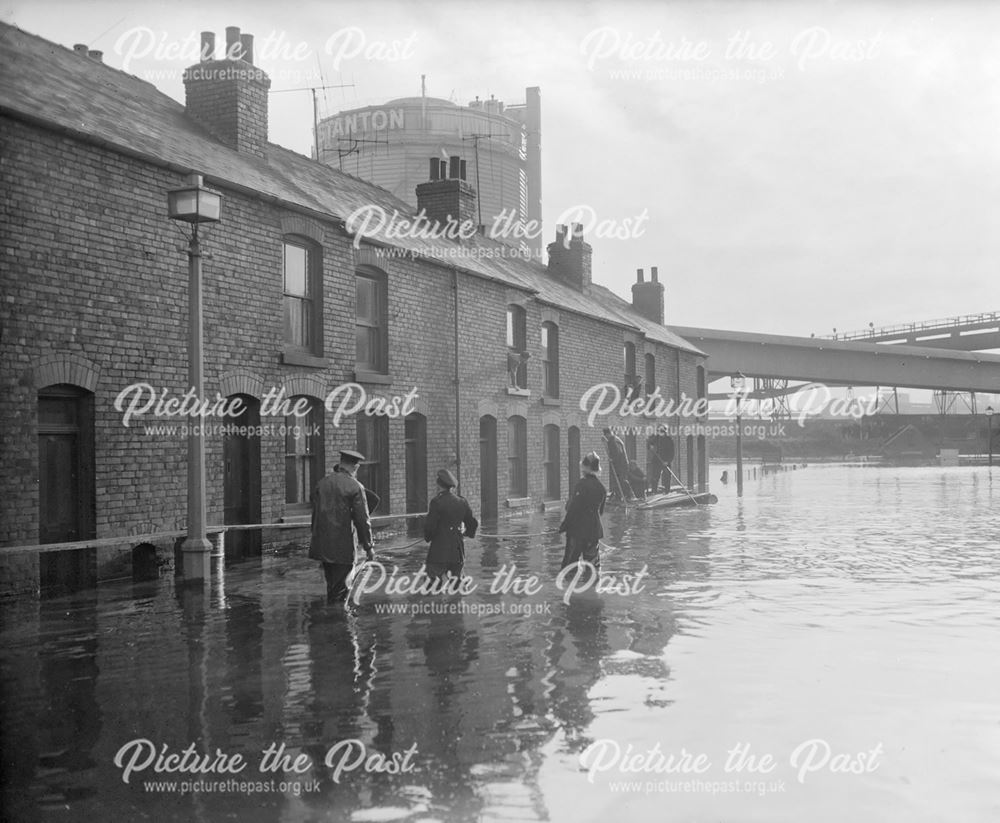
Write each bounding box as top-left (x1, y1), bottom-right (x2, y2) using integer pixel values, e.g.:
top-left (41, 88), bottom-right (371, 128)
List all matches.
top-left (669, 325), bottom-right (1000, 393)
top-left (827, 311), bottom-right (1000, 351)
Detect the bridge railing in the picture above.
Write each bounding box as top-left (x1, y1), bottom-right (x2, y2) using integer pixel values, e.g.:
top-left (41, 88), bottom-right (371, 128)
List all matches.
top-left (832, 311), bottom-right (1000, 341)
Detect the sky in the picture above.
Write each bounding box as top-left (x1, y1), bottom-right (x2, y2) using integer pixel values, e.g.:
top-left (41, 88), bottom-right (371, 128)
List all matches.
top-left (5, 0), bottom-right (1000, 337)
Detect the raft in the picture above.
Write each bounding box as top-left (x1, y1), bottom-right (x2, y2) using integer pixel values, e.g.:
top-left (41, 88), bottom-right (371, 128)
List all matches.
top-left (632, 491), bottom-right (718, 510)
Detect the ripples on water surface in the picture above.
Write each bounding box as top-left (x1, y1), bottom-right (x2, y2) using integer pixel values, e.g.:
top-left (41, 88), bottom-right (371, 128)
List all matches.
top-left (2, 465), bottom-right (998, 822)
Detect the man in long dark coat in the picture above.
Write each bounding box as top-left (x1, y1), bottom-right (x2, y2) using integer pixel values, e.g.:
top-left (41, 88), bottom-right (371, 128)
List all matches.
top-left (647, 431), bottom-right (676, 494)
top-left (309, 449), bottom-right (374, 601)
top-left (602, 427), bottom-right (633, 501)
top-left (424, 468), bottom-right (478, 581)
top-left (559, 451), bottom-right (607, 572)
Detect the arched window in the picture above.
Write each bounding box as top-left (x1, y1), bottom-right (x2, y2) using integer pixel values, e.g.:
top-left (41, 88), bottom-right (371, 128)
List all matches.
top-left (541, 321), bottom-right (559, 398)
top-left (543, 424), bottom-right (560, 500)
top-left (507, 415), bottom-right (528, 497)
top-left (357, 415), bottom-right (390, 512)
top-left (480, 415), bottom-right (499, 520)
top-left (285, 396), bottom-right (324, 513)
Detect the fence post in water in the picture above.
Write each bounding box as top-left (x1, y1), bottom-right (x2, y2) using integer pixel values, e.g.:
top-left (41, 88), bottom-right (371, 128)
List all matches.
top-left (736, 414), bottom-right (744, 497)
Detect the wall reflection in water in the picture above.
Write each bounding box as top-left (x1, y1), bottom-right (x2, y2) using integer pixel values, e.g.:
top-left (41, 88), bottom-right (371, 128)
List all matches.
top-left (0, 507), bottom-right (702, 822)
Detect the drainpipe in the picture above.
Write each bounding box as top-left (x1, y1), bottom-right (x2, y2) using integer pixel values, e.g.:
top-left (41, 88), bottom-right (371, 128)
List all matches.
top-left (453, 266), bottom-right (462, 490)
top-left (675, 348), bottom-right (682, 478)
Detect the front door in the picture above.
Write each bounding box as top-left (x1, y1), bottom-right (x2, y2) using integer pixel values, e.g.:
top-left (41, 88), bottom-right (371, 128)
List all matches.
top-left (567, 426), bottom-right (581, 495)
top-left (480, 416), bottom-right (498, 521)
top-left (223, 396), bottom-right (261, 561)
top-left (38, 387), bottom-right (94, 544)
top-left (405, 413), bottom-right (427, 535)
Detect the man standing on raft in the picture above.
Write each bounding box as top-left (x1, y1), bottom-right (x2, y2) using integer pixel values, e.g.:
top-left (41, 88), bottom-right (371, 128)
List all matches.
top-left (602, 427), bottom-right (634, 502)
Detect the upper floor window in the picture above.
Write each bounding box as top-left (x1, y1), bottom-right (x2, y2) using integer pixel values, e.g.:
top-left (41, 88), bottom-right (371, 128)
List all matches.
top-left (506, 305), bottom-right (528, 390)
top-left (283, 239), bottom-right (321, 354)
top-left (541, 321), bottom-right (559, 398)
top-left (624, 341), bottom-right (639, 396)
top-left (645, 353), bottom-right (656, 395)
top-left (356, 269), bottom-right (388, 373)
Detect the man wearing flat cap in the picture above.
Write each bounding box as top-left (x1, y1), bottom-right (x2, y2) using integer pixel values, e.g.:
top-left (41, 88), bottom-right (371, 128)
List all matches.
top-left (423, 468), bottom-right (478, 582)
top-left (310, 449), bottom-right (377, 601)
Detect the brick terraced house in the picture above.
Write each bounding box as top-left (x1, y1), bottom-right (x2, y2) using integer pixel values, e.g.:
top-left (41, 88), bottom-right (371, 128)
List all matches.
top-left (0, 23), bottom-right (708, 595)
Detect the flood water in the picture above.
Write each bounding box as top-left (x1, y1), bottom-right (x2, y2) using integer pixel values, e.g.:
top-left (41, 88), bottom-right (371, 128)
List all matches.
top-left (2, 465), bottom-right (999, 822)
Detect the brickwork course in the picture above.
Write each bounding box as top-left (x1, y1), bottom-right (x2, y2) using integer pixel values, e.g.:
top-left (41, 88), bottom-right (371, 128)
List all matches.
top-left (0, 22), bottom-right (709, 569)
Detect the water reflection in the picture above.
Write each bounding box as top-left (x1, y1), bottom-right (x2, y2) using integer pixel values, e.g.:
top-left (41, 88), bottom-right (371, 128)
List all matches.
top-left (1, 466), bottom-right (998, 822)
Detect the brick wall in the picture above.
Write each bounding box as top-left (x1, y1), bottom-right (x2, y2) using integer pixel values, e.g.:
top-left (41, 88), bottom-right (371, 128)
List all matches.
top-left (183, 61), bottom-right (270, 158)
top-left (1, 114), bottom-right (708, 556)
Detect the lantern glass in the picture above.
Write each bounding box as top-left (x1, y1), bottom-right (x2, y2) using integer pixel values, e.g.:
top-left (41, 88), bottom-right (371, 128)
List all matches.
top-left (167, 176), bottom-right (222, 224)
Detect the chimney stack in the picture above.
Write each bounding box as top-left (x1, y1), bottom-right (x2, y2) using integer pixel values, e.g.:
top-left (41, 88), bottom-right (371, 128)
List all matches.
top-left (631, 265), bottom-right (665, 324)
top-left (547, 223), bottom-right (592, 291)
top-left (183, 25), bottom-right (270, 158)
top-left (415, 155), bottom-right (478, 230)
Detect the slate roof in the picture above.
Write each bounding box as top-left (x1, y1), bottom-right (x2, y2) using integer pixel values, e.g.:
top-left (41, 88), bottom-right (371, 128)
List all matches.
top-left (0, 21), bottom-right (703, 356)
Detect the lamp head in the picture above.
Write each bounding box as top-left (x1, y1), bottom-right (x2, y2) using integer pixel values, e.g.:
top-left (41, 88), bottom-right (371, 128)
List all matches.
top-left (167, 173), bottom-right (222, 224)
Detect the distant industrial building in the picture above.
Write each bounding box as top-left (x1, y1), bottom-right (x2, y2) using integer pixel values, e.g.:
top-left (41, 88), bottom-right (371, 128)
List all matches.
top-left (316, 88), bottom-right (542, 257)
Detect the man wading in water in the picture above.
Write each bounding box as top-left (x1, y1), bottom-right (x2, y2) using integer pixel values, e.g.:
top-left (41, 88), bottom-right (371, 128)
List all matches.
top-left (424, 468), bottom-right (478, 583)
top-left (559, 451), bottom-right (607, 575)
top-left (309, 449), bottom-right (377, 602)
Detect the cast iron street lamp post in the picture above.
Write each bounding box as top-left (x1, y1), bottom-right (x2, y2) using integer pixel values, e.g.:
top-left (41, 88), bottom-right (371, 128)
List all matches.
top-left (167, 173), bottom-right (222, 580)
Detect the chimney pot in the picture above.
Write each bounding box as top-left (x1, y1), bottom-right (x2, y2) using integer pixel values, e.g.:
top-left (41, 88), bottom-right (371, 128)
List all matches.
top-left (200, 31), bottom-right (215, 62)
top-left (651, 266), bottom-right (659, 282)
top-left (88, 49), bottom-right (103, 62)
top-left (225, 26), bottom-right (242, 60)
top-left (429, 157), bottom-right (440, 181)
top-left (637, 268), bottom-right (645, 283)
top-left (459, 159), bottom-right (467, 181)
top-left (449, 155), bottom-right (461, 179)
top-left (73, 44), bottom-right (88, 55)
top-left (240, 33), bottom-right (254, 65)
